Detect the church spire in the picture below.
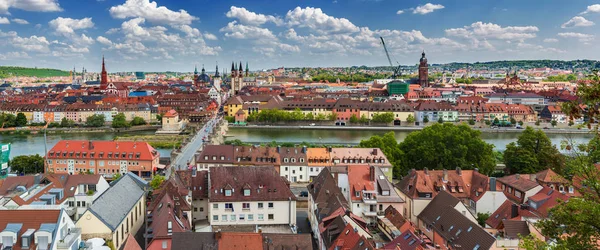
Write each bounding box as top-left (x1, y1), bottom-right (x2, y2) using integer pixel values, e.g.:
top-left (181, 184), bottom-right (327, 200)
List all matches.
top-left (239, 61), bottom-right (243, 77)
top-left (101, 55), bottom-right (108, 87)
top-left (194, 65), bottom-right (198, 75)
top-left (245, 62), bottom-right (249, 77)
top-left (215, 63), bottom-right (220, 78)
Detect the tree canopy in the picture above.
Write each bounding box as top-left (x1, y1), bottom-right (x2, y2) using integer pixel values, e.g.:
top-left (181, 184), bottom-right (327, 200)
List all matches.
top-left (130, 116), bottom-right (147, 126)
top-left (359, 123), bottom-right (496, 177)
top-left (112, 113), bottom-right (130, 128)
top-left (150, 175), bottom-right (166, 190)
top-left (9, 154), bottom-right (44, 174)
top-left (60, 117), bottom-right (75, 128)
top-left (503, 127), bottom-right (564, 174)
top-left (85, 114), bottom-right (106, 127)
top-left (15, 113), bottom-right (27, 127)
top-left (371, 112), bottom-right (394, 123)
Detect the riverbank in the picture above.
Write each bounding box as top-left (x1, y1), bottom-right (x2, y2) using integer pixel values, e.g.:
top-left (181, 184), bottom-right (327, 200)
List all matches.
top-left (233, 124), bottom-right (595, 134)
top-left (0, 125), bottom-right (160, 135)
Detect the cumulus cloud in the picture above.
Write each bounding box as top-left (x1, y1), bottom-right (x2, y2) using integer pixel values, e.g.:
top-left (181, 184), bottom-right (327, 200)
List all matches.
top-left (11, 18), bottom-right (28, 24)
top-left (561, 16), bottom-right (594, 28)
top-left (12, 35), bottom-right (50, 52)
top-left (0, 17), bottom-right (8, 24)
top-left (109, 0), bottom-right (198, 25)
top-left (175, 24), bottom-right (200, 37)
top-left (220, 21), bottom-right (298, 56)
top-left (581, 4), bottom-right (600, 14)
top-left (0, 51), bottom-right (30, 60)
top-left (558, 32), bottom-right (594, 42)
top-left (543, 38), bottom-right (558, 43)
top-left (396, 10), bottom-right (404, 15)
top-left (48, 17), bottom-right (94, 35)
top-left (445, 22), bottom-right (538, 41)
top-left (413, 3), bottom-right (444, 15)
top-left (203, 32), bottom-right (217, 40)
top-left (96, 36), bottom-right (113, 46)
top-left (0, 0), bottom-right (62, 15)
top-left (285, 7), bottom-right (360, 34)
top-left (226, 6), bottom-right (283, 26)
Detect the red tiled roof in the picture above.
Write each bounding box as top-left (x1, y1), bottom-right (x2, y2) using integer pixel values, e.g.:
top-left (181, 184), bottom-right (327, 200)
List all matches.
top-left (0, 209), bottom-right (62, 250)
top-left (47, 140), bottom-right (158, 161)
top-left (209, 167), bottom-right (296, 202)
top-left (486, 200), bottom-right (538, 229)
top-left (348, 165), bottom-right (374, 201)
top-left (123, 234), bottom-right (143, 250)
top-left (163, 109), bottom-right (178, 118)
top-left (218, 232), bottom-right (263, 250)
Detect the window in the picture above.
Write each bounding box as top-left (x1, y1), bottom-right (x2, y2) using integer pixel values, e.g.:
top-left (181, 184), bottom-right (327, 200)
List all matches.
top-left (213, 215), bottom-right (218, 221)
top-left (355, 191), bottom-right (360, 197)
top-left (199, 207), bottom-right (204, 212)
top-left (258, 214), bottom-right (264, 220)
top-left (559, 186), bottom-right (565, 192)
top-left (268, 214), bottom-right (274, 220)
top-left (230, 215), bottom-right (236, 221)
top-left (222, 215), bottom-right (227, 221)
top-left (225, 203), bottom-right (233, 210)
top-left (194, 208), bottom-right (198, 212)
top-left (258, 203), bottom-right (264, 209)
top-left (162, 241), bottom-right (168, 249)
top-left (268, 202), bottom-right (274, 208)
top-left (68, 201), bottom-right (74, 207)
top-left (244, 189), bottom-right (250, 196)
top-left (569, 186), bottom-right (574, 193)
top-left (239, 214), bottom-right (245, 220)
top-left (243, 203), bottom-right (250, 209)
top-left (515, 191), bottom-right (522, 198)
top-left (225, 189), bottom-right (232, 196)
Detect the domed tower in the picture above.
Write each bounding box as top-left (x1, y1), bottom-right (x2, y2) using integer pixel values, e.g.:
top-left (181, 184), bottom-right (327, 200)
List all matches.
top-left (418, 51), bottom-right (429, 87)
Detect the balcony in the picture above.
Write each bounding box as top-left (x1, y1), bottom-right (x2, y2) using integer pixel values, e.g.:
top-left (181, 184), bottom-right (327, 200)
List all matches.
top-left (362, 196), bottom-right (377, 204)
top-left (57, 227), bottom-right (81, 250)
top-left (363, 209), bottom-right (377, 217)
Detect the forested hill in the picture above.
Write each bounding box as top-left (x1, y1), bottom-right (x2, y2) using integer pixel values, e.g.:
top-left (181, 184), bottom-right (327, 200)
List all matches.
top-left (0, 66), bottom-right (70, 78)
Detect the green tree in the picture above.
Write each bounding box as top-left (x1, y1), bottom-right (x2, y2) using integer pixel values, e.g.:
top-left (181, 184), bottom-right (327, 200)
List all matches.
top-left (130, 116), bottom-right (147, 126)
top-left (327, 113), bottom-right (338, 121)
top-left (406, 114), bottom-right (416, 124)
top-left (503, 127), bottom-right (565, 174)
top-left (0, 113), bottom-right (16, 128)
top-left (305, 113), bottom-right (315, 121)
top-left (371, 112), bottom-right (394, 123)
top-left (60, 117), bottom-right (74, 128)
top-left (398, 123), bottom-right (496, 175)
top-left (85, 114), bottom-right (106, 127)
top-left (349, 114), bottom-right (359, 124)
top-left (359, 114), bottom-right (369, 124)
top-left (510, 117), bottom-right (517, 124)
top-left (9, 154), bottom-right (44, 174)
top-left (493, 117), bottom-right (500, 125)
top-left (568, 120), bottom-right (574, 126)
top-left (476, 213), bottom-right (490, 227)
top-left (112, 113), bottom-right (130, 128)
top-left (566, 74), bottom-right (577, 82)
top-left (156, 114), bottom-right (162, 123)
top-left (150, 175), bottom-right (166, 190)
top-left (468, 119), bottom-right (475, 125)
top-left (551, 120), bottom-right (558, 127)
top-left (437, 117), bottom-right (444, 123)
top-left (224, 116), bottom-right (235, 123)
top-left (359, 132), bottom-right (404, 177)
top-left (535, 120), bottom-right (541, 126)
top-left (112, 173), bottom-right (122, 180)
top-left (15, 112), bottom-right (27, 126)
top-left (315, 113), bottom-right (327, 121)
top-left (518, 120), bottom-right (524, 126)
top-left (423, 116), bottom-right (429, 123)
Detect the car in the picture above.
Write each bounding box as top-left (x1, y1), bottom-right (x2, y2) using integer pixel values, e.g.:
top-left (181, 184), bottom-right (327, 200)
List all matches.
top-left (309, 123), bottom-right (316, 126)
top-left (491, 126), bottom-right (498, 129)
top-left (515, 125), bottom-right (523, 129)
top-left (543, 127), bottom-right (549, 129)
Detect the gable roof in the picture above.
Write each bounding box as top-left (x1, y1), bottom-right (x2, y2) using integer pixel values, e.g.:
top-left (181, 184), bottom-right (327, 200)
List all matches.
top-left (85, 172), bottom-right (147, 231)
top-left (121, 234), bottom-right (143, 250)
top-left (219, 232), bottom-right (263, 250)
top-left (0, 209), bottom-right (62, 250)
top-left (261, 233), bottom-right (313, 250)
top-left (396, 168), bottom-right (474, 200)
top-left (209, 166), bottom-right (295, 202)
top-left (171, 232), bottom-right (217, 250)
top-left (485, 200), bottom-right (538, 229)
top-left (503, 220), bottom-right (530, 239)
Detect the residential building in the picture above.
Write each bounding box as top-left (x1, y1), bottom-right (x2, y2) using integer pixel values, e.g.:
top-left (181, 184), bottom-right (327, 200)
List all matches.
top-left (487, 93), bottom-right (546, 105)
top-left (146, 178), bottom-right (192, 250)
top-left (540, 105), bottom-right (567, 123)
top-left (0, 208), bottom-right (81, 250)
top-left (278, 146), bottom-right (309, 183)
top-left (417, 191), bottom-right (496, 250)
top-left (46, 140), bottom-right (160, 179)
top-left (208, 167), bottom-right (297, 231)
top-left (496, 174), bottom-right (543, 204)
top-left (76, 172), bottom-right (148, 250)
top-left (171, 231), bottom-right (312, 250)
top-left (467, 172), bottom-right (507, 215)
top-left (161, 109), bottom-right (184, 132)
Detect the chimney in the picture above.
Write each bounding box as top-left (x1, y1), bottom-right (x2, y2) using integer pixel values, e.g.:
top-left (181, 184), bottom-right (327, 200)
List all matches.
top-left (302, 146), bottom-right (307, 153)
top-left (424, 167), bottom-right (429, 175)
top-left (116, 142), bottom-right (119, 149)
top-left (443, 169), bottom-right (448, 182)
top-left (328, 147), bottom-right (332, 153)
top-left (529, 174), bottom-right (536, 182)
top-left (277, 146), bottom-right (280, 153)
top-left (88, 141), bottom-right (94, 150)
top-left (489, 177), bottom-right (496, 191)
top-left (516, 174), bottom-right (520, 180)
top-left (370, 166), bottom-right (375, 181)
top-left (456, 167), bottom-right (462, 176)
top-left (66, 141), bottom-right (69, 148)
top-left (133, 142), bottom-right (137, 149)
top-left (372, 149), bottom-right (377, 155)
top-left (511, 204), bottom-right (519, 219)
top-left (192, 167), bottom-right (197, 177)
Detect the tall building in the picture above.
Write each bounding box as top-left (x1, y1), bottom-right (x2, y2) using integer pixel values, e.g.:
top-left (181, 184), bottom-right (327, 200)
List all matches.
top-left (100, 56), bottom-right (108, 88)
top-left (418, 51), bottom-right (429, 87)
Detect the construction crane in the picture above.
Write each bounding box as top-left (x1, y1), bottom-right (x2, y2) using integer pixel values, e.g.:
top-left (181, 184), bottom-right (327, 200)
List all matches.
top-left (380, 36), bottom-right (402, 79)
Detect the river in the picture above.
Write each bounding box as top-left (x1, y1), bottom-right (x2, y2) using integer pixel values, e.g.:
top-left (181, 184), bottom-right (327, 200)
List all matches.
top-left (0, 128), bottom-right (594, 159)
top-left (225, 127), bottom-right (595, 151)
top-left (0, 131), bottom-right (172, 159)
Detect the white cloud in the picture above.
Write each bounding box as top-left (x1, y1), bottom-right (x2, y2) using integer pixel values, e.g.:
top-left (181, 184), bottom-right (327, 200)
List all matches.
top-left (558, 32), bottom-right (594, 42)
top-left (285, 7), bottom-right (360, 34)
top-left (581, 4), bottom-right (600, 14)
top-left (109, 0), bottom-right (198, 25)
top-left (203, 32), bottom-right (217, 40)
top-left (11, 18), bottom-right (28, 24)
top-left (106, 28), bottom-right (120, 34)
top-left (175, 24), bottom-right (200, 37)
top-left (226, 6), bottom-right (283, 26)
top-left (220, 21), bottom-right (277, 40)
top-left (96, 36), bottom-right (113, 46)
top-left (0, 17), bottom-right (8, 24)
top-left (561, 16), bottom-right (594, 28)
top-left (48, 17), bottom-right (94, 35)
top-left (445, 22), bottom-right (538, 41)
top-left (413, 3), bottom-right (444, 15)
top-left (0, 51), bottom-right (30, 60)
top-left (12, 35), bottom-right (50, 52)
top-left (396, 10), bottom-right (404, 15)
top-left (543, 38), bottom-right (558, 43)
top-left (0, 0), bottom-right (62, 15)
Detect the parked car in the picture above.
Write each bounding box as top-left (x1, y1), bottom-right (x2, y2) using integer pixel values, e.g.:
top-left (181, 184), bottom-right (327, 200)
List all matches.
top-left (515, 125), bottom-right (523, 129)
top-left (309, 123), bottom-right (316, 126)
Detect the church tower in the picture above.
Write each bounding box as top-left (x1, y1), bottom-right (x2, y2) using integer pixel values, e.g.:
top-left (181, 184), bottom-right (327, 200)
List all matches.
top-left (101, 56), bottom-right (108, 88)
top-left (418, 51), bottom-right (429, 87)
top-left (213, 64), bottom-right (222, 91)
top-left (245, 62), bottom-right (249, 77)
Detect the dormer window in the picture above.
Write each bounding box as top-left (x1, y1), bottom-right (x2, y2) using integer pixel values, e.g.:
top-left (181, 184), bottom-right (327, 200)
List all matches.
top-left (291, 158), bottom-right (296, 163)
top-left (212, 156), bottom-right (216, 160)
top-left (225, 189), bottom-right (232, 196)
top-left (221, 156), bottom-right (225, 160)
top-left (568, 186), bottom-right (574, 193)
top-left (355, 191), bottom-right (360, 197)
top-left (244, 189), bottom-right (250, 196)
top-left (204, 156), bottom-right (208, 160)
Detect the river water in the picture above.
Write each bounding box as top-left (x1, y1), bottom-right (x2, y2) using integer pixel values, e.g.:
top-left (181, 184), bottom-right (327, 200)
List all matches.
top-left (225, 127), bottom-right (595, 152)
top-left (0, 131), bottom-right (172, 159)
top-left (0, 128), bottom-right (594, 159)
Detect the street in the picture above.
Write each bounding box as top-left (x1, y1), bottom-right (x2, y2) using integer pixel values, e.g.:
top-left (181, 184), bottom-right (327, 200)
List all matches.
top-left (168, 116), bottom-right (219, 176)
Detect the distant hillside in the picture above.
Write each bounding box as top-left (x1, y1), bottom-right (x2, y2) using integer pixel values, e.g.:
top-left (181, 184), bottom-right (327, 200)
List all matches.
top-left (0, 66), bottom-right (70, 78)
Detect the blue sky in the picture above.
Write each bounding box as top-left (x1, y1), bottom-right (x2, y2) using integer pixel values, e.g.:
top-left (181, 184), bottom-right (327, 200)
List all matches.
top-left (0, 0), bottom-right (599, 72)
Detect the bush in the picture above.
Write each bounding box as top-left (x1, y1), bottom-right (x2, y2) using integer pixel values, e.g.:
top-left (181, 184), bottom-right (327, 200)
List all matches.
top-left (130, 116), bottom-right (147, 126)
top-left (535, 120), bottom-right (541, 126)
top-left (468, 119), bottom-right (476, 125)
